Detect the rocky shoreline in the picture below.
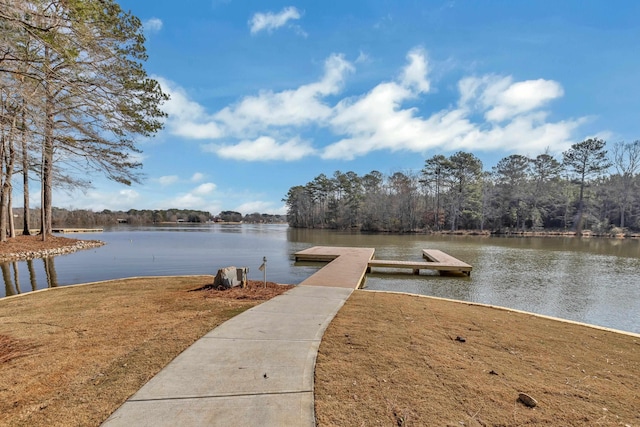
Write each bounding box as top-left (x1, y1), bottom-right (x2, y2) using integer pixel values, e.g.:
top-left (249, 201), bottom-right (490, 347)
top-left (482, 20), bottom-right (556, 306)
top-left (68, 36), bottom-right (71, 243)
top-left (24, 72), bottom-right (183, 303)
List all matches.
top-left (0, 236), bottom-right (105, 262)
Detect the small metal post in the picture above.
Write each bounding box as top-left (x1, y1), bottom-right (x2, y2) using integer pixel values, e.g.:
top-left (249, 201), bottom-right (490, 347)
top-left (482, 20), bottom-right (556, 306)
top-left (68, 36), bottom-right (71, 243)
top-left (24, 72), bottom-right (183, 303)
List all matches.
top-left (259, 256), bottom-right (267, 288)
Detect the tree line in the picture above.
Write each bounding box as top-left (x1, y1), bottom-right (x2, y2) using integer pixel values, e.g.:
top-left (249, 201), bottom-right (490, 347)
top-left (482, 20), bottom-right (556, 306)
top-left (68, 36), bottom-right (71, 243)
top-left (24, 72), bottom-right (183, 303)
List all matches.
top-left (1, 0), bottom-right (167, 241)
top-left (283, 139), bottom-right (640, 235)
top-left (14, 207), bottom-right (286, 227)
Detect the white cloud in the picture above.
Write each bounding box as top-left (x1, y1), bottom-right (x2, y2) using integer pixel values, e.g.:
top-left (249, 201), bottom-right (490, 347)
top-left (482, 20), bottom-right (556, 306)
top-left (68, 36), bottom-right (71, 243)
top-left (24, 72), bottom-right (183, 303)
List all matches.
top-left (400, 47), bottom-right (431, 93)
top-left (321, 48), bottom-right (581, 159)
top-left (155, 46), bottom-right (586, 163)
top-left (235, 201), bottom-right (283, 215)
top-left (249, 6), bottom-right (302, 35)
top-left (208, 136), bottom-right (316, 161)
top-left (487, 79), bottom-right (563, 122)
top-left (191, 172), bottom-right (205, 182)
top-left (215, 54), bottom-right (353, 135)
top-left (159, 182), bottom-right (219, 211)
top-left (272, 204), bottom-right (288, 215)
top-left (459, 75), bottom-right (564, 122)
top-left (53, 189), bottom-right (142, 211)
top-left (355, 50), bottom-right (370, 64)
top-left (158, 175), bottom-right (179, 186)
top-left (156, 77), bottom-right (223, 139)
top-left (143, 18), bottom-right (163, 33)
top-left (193, 182), bottom-right (217, 195)
top-left (157, 54), bottom-right (353, 146)
top-left (173, 122), bottom-right (224, 139)
top-left (450, 112), bottom-right (585, 154)
top-left (164, 193), bottom-right (206, 209)
top-left (160, 194), bottom-right (219, 213)
top-left (157, 175), bottom-right (213, 190)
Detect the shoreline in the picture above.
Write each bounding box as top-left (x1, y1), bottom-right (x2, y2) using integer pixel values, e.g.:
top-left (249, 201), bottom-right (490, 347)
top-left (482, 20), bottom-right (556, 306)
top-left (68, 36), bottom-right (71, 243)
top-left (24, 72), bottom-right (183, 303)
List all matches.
top-left (1, 234), bottom-right (637, 334)
top-left (6, 275), bottom-right (639, 337)
top-left (287, 225), bottom-right (640, 238)
top-left (0, 235), bottom-right (104, 262)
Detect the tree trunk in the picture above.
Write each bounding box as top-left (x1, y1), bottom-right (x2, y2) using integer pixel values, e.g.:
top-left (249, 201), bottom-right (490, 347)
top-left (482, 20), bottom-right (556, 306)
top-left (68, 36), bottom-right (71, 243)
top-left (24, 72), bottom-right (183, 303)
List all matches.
top-left (41, 136), bottom-right (53, 238)
top-left (21, 108), bottom-right (31, 235)
top-left (40, 47), bottom-right (54, 240)
top-left (0, 109), bottom-right (17, 242)
top-left (0, 182), bottom-right (7, 242)
top-left (7, 185), bottom-right (15, 238)
top-left (575, 170), bottom-right (586, 236)
top-left (6, 123), bottom-right (16, 238)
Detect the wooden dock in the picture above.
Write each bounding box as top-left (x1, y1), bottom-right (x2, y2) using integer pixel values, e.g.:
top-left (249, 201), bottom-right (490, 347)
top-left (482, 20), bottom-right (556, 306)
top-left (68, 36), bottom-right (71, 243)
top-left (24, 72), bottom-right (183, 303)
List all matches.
top-left (52, 228), bottom-right (103, 233)
top-left (295, 246), bottom-right (375, 289)
top-left (367, 249), bottom-right (472, 276)
top-left (294, 246), bottom-right (472, 289)
top-left (422, 249), bottom-right (472, 275)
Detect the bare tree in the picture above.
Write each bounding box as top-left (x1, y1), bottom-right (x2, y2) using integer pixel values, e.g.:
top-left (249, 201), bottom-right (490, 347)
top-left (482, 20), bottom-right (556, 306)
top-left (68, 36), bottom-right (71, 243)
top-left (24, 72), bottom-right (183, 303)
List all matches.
top-left (1, 0), bottom-right (167, 239)
top-left (0, 85), bottom-right (18, 241)
top-left (611, 140), bottom-right (640, 228)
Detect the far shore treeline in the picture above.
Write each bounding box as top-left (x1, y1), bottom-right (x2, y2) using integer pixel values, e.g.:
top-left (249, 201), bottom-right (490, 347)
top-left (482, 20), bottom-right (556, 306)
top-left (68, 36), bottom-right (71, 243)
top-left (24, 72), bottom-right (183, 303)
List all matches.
top-left (13, 208), bottom-right (286, 228)
top-left (284, 139), bottom-right (640, 235)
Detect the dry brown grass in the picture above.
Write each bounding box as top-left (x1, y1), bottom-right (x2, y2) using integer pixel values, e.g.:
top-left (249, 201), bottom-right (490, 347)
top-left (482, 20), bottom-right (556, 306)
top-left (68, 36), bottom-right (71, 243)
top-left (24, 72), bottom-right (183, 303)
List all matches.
top-left (315, 291), bottom-right (640, 427)
top-left (0, 277), bottom-right (292, 427)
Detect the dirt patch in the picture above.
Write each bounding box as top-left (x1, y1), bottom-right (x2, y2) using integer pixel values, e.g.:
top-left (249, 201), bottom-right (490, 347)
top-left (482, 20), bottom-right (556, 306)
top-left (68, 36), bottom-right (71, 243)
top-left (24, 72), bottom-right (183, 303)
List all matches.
top-left (315, 291), bottom-right (640, 426)
top-left (0, 335), bottom-right (36, 364)
top-left (192, 280), bottom-right (287, 300)
top-left (0, 277), bottom-right (293, 427)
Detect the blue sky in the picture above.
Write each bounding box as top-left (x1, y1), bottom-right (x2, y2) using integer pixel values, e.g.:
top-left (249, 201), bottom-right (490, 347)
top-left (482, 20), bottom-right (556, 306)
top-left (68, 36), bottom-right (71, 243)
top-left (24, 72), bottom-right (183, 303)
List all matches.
top-left (52, 0), bottom-right (640, 215)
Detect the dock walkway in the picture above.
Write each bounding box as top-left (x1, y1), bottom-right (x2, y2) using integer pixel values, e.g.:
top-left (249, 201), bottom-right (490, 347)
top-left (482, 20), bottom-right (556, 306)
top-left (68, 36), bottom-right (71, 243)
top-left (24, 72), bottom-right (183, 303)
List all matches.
top-left (294, 246), bottom-right (375, 288)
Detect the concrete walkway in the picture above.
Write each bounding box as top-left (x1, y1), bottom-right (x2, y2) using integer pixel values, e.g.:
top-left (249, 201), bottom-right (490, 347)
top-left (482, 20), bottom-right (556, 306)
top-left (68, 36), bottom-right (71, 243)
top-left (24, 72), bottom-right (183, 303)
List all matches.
top-left (102, 285), bottom-right (353, 426)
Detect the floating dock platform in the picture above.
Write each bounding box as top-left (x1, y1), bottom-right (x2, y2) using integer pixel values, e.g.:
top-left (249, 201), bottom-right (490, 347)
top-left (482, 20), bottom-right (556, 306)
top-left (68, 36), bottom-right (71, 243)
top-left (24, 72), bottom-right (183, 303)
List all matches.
top-left (367, 249), bottom-right (471, 276)
top-left (294, 246), bottom-right (472, 289)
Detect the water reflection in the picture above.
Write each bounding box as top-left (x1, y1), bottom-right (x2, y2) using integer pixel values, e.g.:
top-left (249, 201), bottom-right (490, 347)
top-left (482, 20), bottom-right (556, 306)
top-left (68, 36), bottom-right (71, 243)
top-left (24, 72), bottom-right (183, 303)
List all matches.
top-left (13, 262), bottom-right (21, 294)
top-left (2, 263), bottom-right (16, 296)
top-left (1, 257), bottom-right (58, 296)
top-left (27, 259), bottom-right (37, 292)
top-left (43, 257), bottom-right (58, 288)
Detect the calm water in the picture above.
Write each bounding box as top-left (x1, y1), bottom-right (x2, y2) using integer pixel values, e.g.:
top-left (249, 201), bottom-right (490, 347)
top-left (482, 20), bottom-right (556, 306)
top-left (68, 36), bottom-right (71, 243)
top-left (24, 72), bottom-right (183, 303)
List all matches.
top-left (2, 224), bottom-right (639, 333)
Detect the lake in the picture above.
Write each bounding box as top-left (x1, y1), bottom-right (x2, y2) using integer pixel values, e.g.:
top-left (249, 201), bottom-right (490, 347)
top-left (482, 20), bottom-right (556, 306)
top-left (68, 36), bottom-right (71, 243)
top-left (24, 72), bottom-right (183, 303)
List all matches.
top-left (2, 224), bottom-right (639, 334)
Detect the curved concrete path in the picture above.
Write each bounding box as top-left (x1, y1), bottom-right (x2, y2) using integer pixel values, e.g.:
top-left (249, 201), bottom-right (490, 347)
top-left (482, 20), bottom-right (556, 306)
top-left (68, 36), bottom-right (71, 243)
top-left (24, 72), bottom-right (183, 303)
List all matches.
top-left (102, 285), bottom-right (353, 426)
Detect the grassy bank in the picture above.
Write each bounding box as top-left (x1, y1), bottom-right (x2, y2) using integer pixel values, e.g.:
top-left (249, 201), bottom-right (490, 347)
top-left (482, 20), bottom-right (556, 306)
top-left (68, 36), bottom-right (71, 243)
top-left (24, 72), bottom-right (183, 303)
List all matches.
top-left (0, 277), bottom-right (292, 426)
top-left (314, 291), bottom-right (640, 426)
